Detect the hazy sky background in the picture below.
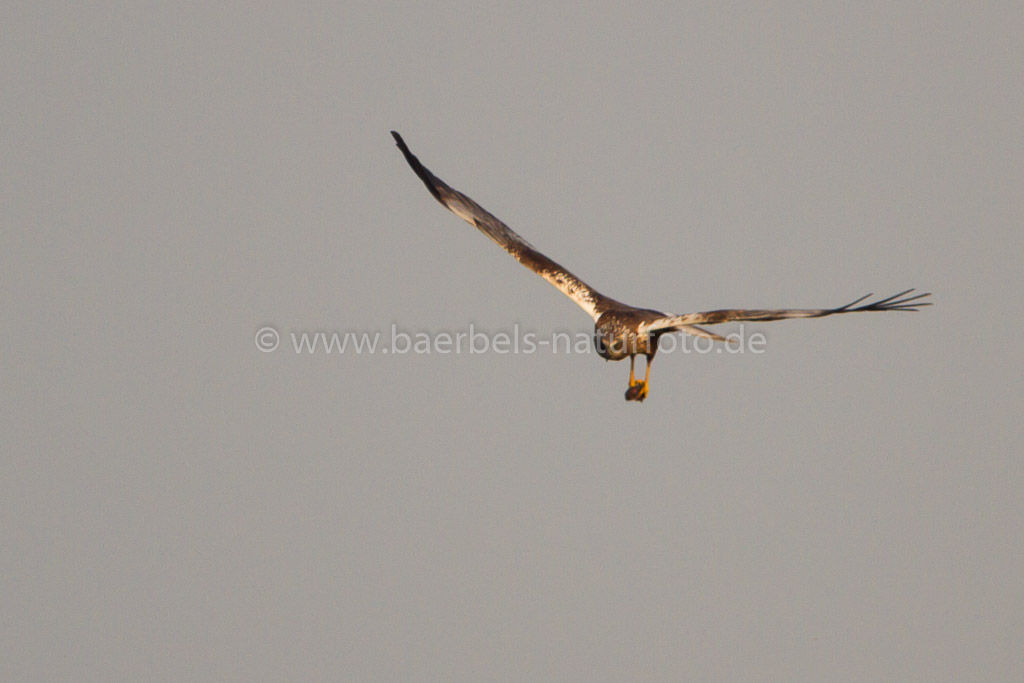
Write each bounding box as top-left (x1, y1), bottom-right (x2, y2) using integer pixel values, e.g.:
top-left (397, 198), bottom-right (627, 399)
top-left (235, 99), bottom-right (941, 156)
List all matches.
top-left (3, 2), bottom-right (1022, 681)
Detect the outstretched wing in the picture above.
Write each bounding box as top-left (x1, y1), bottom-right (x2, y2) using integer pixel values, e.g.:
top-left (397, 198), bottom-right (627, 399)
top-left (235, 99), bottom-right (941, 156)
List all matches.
top-left (392, 131), bottom-right (609, 321)
top-left (639, 290), bottom-right (932, 334)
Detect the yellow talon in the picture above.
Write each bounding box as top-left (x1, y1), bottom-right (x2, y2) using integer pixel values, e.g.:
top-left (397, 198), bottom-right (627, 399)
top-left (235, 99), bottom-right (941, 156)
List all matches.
top-left (624, 356), bottom-right (652, 401)
top-left (625, 380), bottom-right (648, 402)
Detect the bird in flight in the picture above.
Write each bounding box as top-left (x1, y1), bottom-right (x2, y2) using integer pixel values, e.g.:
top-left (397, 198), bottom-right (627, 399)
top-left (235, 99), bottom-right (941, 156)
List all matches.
top-left (391, 131), bottom-right (930, 402)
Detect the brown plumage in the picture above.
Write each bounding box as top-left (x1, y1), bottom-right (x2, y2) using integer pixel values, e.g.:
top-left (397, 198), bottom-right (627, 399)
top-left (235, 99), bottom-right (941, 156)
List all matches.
top-left (391, 131), bottom-right (930, 402)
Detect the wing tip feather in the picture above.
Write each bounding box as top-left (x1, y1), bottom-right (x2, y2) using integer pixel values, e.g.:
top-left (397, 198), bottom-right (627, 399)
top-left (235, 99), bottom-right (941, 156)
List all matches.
top-left (391, 130), bottom-right (443, 202)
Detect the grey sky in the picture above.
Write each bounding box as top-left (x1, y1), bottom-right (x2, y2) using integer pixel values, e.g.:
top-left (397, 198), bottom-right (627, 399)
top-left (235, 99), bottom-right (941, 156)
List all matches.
top-left (3, 2), bottom-right (1022, 681)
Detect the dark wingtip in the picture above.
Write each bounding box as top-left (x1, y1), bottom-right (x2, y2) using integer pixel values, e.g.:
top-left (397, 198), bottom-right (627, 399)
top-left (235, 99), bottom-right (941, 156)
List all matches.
top-left (391, 130), bottom-right (413, 157)
top-left (390, 131), bottom-right (443, 202)
top-left (844, 289), bottom-right (933, 313)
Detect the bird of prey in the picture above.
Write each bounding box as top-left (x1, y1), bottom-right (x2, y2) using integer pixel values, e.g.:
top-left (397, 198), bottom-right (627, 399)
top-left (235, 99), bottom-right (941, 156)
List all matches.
top-left (391, 131), bottom-right (930, 402)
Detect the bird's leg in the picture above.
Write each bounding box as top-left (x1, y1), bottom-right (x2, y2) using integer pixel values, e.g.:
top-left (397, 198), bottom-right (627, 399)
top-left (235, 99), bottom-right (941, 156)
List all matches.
top-left (625, 355), bottom-right (649, 402)
top-left (638, 357), bottom-right (651, 400)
